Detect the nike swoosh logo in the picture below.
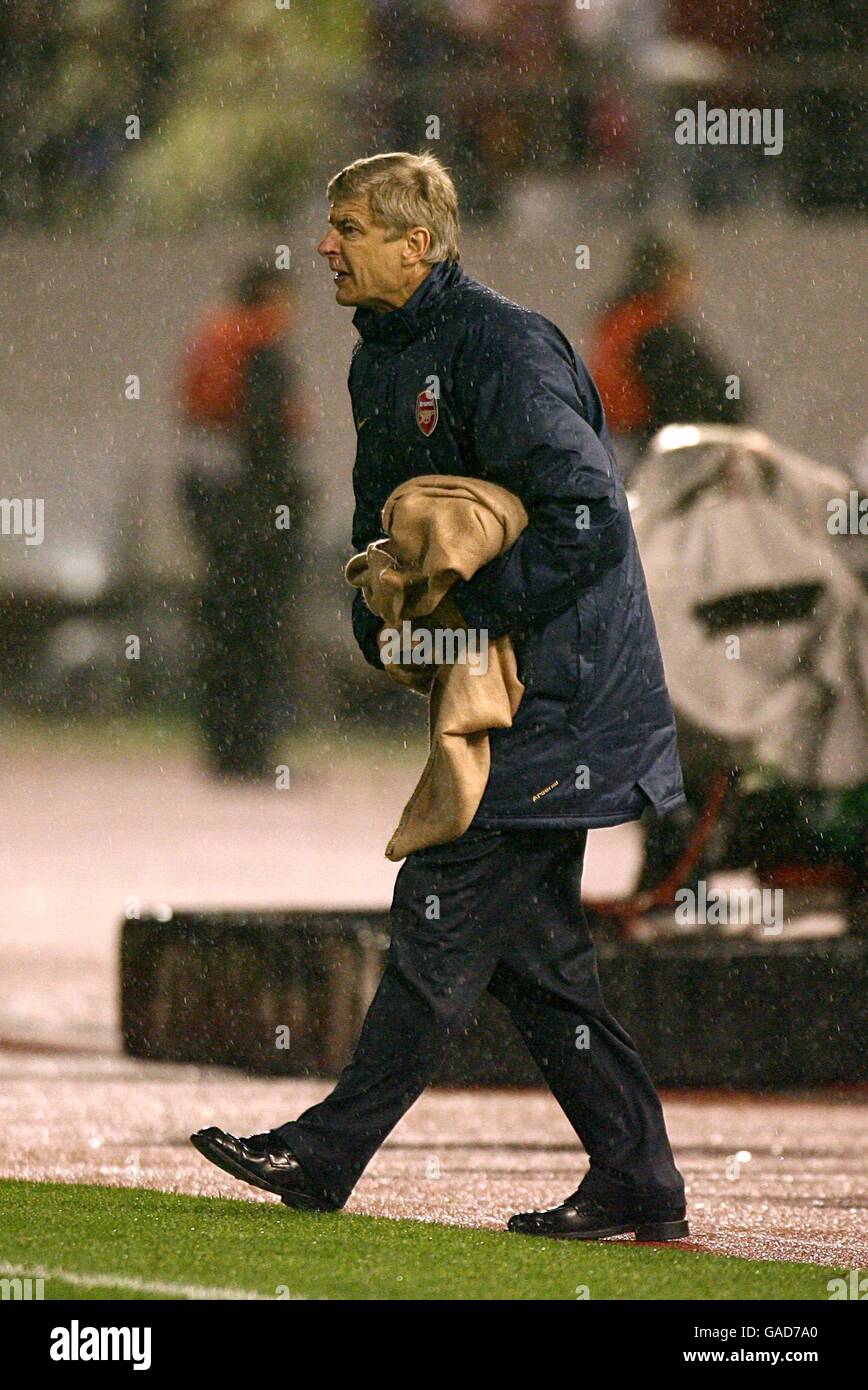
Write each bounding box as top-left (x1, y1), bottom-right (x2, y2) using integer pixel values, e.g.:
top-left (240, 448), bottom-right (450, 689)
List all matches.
top-left (356, 417), bottom-right (369, 431)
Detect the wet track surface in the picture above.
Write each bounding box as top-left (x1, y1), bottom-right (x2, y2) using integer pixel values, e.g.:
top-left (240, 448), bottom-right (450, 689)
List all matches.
top-left (1, 744), bottom-right (864, 1270)
top-left (1, 1051), bottom-right (865, 1268)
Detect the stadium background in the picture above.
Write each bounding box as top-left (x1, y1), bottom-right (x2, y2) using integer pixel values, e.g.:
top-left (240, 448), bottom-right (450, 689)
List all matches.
top-left (0, 0), bottom-right (866, 1301)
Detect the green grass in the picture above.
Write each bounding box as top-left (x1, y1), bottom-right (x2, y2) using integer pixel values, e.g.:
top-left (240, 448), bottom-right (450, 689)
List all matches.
top-left (0, 1179), bottom-right (845, 1301)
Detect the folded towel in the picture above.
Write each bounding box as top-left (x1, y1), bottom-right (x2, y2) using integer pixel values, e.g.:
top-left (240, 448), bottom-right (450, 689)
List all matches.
top-left (345, 474), bottom-right (528, 859)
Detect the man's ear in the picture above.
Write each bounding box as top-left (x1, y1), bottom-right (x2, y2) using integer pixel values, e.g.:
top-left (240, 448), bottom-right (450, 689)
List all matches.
top-left (404, 226), bottom-right (432, 266)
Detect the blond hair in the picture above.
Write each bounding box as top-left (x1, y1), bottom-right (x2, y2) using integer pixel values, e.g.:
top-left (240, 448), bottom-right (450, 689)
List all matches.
top-left (327, 152), bottom-right (460, 265)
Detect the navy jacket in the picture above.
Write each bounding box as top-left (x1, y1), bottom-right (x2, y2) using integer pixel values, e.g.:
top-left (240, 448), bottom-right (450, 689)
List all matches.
top-left (349, 259), bottom-right (685, 828)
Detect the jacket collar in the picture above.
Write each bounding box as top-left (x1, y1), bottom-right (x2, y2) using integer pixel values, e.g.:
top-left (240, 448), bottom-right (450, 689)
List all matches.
top-left (353, 259), bottom-right (463, 348)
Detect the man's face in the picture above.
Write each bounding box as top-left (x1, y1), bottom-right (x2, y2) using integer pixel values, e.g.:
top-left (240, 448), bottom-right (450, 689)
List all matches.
top-left (317, 198), bottom-right (419, 312)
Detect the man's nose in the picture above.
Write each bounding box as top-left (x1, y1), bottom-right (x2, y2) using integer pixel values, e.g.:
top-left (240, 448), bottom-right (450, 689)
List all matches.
top-left (318, 230), bottom-right (339, 256)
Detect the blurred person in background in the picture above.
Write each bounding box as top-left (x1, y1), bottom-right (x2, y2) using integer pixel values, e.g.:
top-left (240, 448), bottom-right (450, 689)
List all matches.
top-left (177, 260), bottom-right (311, 780)
top-left (669, 0), bottom-right (772, 216)
top-left (566, 0), bottom-right (667, 203)
top-left (589, 234), bottom-right (750, 479)
top-left (367, 0), bottom-right (452, 151)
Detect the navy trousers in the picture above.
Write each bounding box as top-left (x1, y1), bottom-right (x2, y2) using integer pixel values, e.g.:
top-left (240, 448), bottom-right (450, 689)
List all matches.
top-left (275, 826), bottom-right (685, 1210)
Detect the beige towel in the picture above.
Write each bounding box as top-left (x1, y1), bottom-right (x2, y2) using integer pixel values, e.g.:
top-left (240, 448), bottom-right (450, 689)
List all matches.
top-left (345, 475), bottom-right (528, 860)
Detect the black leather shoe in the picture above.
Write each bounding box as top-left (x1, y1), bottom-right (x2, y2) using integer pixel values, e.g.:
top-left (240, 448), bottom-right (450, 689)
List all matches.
top-left (190, 1127), bottom-right (338, 1211)
top-left (508, 1190), bottom-right (689, 1241)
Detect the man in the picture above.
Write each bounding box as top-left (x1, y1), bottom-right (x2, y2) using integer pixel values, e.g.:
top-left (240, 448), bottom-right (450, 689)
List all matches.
top-left (178, 260), bottom-right (309, 779)
top-left (192, 153), bottom-right (688, 1240)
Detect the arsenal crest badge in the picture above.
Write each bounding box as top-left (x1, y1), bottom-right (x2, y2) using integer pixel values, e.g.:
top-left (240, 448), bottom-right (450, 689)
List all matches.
top-left (415, 387), bottom-right (439, 437)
